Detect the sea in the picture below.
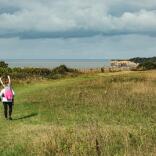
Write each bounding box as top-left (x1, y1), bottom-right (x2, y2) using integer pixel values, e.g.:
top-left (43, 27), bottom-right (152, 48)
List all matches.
top-left (4, 59), bottom-right (110, 69)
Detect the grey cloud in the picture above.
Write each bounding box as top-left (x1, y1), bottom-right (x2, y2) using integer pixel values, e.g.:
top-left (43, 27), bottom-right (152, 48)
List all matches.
top-left (0, 7), bottom-right (20, 14)
top-left (0, 0), bottom-right (156, 39)
top-left (0, 30), bottom-right (102, 39)
top-left (0, 34), bottom-right (156, 59)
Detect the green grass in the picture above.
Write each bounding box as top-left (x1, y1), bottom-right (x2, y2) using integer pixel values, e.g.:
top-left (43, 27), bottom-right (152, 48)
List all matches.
top-left (0, 71), bottom-right (156, 156)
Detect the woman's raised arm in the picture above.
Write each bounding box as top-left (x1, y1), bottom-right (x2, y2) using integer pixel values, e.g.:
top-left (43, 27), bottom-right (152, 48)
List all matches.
top-left (8, 75), bottom-right (11, 85)
top-left (0, 77), bottom-right (5, 87)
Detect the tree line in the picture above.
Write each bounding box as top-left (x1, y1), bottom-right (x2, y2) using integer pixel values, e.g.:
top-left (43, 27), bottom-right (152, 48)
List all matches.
top-left (129, 57), bottom-right (156, 70)
top-left (0, 61), bottom-right (79, 79)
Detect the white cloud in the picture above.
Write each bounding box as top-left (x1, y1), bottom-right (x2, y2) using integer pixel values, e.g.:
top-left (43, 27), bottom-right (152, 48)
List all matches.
top-left (0, 0), bottom-right (156, 59)
top-left (0, 0), bottom-right (156, 38)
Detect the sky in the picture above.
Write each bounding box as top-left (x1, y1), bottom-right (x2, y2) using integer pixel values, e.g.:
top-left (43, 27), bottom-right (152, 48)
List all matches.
top-left (0, 0), bottom-right (156, 59)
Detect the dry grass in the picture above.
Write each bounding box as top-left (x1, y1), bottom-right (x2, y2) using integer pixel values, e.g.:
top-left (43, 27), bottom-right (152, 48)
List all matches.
top-left (0, 70), bottom-right (155, 156)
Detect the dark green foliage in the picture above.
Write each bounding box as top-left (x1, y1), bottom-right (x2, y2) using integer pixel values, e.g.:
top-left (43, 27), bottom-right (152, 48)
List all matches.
top-left (0, 67), bottom-right (12, 76)
top-left (19, 68), bottom-right (51, 76)
top-left (0, 62), bottom-right (78, 79)
top-left (52, 65), bottom-right (70, 75)
top-left (129, 57), bottom-right (156, 70)
top-left (52, 65), bottom-right (76, 74)
top-left (101, 68), bottom-right (104, 73)
top-left (138, 61), bottom-right (156, 70)
top-left (0, 61), bottom-right (8, 68)
top-left (129, 57), bottom-right (156, 64)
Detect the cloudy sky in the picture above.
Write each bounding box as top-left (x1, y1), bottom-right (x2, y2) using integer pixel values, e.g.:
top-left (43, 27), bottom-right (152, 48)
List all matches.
top-left (0, 0), bottom-right (156, 59)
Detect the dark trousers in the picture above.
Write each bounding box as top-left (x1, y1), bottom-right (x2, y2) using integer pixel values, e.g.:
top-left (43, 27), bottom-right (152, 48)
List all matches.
top-left (3, 102), bottom-right (13, 118)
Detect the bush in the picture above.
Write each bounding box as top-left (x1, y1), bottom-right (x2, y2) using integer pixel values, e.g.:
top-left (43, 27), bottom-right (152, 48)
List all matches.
top-left (0, 64), bottom-right (79, 80)
top-left (0, 67), bottom-right (12, 76)
top-left (0, 61), bottom-right (8, 68)
top-left (138, 61), bottom-right (156, 70)
top-left (129, 57), bottom-right (156, 64)
top-left (52, 65), bottom-right (70, 74)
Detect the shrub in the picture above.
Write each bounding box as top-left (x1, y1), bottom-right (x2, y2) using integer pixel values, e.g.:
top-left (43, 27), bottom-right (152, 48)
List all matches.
top-left (138, 61), bottom-right (156, 70)
top-left (129, 57), bottom-right (156, 64)
top-left (0, 64), bottom-right (79, 80)
top-left (0, 67), bottom-right (12, 76)
top-left (52, 65), bottom-right (70, 74)
top-left (0, 61), bottom-right (8, 68)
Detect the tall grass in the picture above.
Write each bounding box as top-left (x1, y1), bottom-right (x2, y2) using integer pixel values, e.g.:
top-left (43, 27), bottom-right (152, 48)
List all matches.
top-left (0, 71), bottom-right (155, 155)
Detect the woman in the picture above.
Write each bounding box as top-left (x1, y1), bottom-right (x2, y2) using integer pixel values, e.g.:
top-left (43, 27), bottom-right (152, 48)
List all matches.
top-left (0, 75), bottom-right (15, 120)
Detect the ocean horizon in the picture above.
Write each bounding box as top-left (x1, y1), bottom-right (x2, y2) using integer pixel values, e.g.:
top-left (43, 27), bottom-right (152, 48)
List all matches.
top-left (4, 59), bottom-right (110, 69)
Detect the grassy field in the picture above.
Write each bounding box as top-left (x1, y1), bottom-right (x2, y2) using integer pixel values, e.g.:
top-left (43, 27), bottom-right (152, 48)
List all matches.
top-left (0, 70), bottom-right (155, 156)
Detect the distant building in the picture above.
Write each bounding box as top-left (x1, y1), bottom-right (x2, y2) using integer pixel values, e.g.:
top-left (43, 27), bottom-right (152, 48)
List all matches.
top-left (111, 60), bottom-right (138, 68)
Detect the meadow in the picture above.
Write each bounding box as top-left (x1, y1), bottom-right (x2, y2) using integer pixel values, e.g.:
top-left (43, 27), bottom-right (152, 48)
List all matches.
top-left (0, 70), bottom-right (155, 156)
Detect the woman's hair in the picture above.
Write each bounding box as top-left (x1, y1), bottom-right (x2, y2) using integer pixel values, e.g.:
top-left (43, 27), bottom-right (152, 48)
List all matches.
top-left (3, 76), bottom-right (9, 85)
